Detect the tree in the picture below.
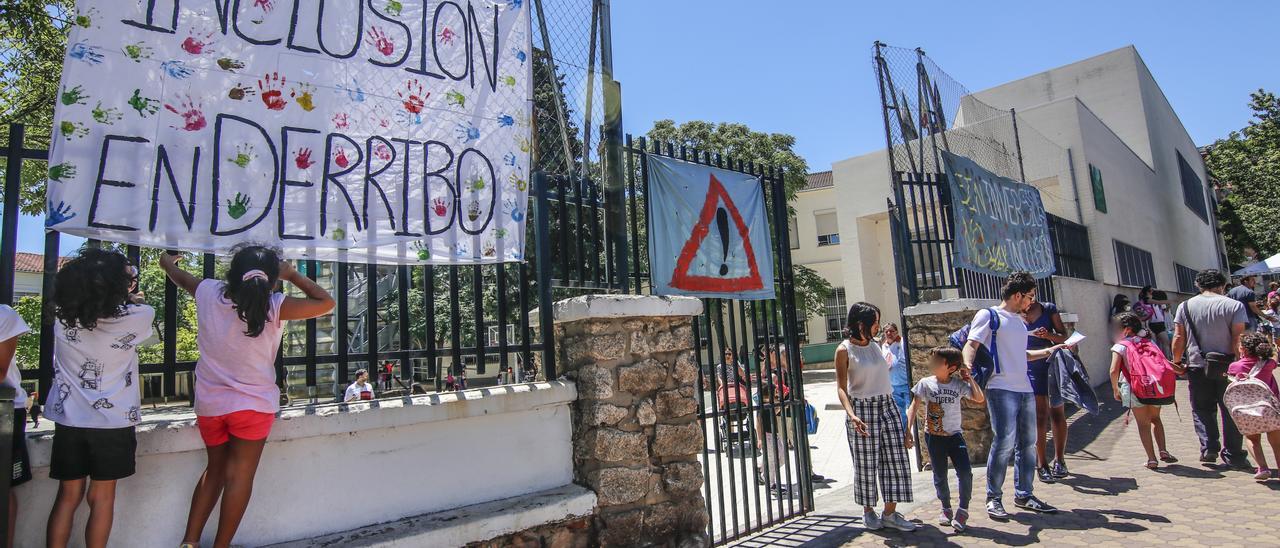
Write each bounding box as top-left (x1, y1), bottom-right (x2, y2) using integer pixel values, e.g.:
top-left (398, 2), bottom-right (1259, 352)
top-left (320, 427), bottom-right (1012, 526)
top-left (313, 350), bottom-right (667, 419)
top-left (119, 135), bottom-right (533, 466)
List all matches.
top-left (644, 120), bottom-right (832, 321)
top-left (1204, 89), bottom-right (1280, 266)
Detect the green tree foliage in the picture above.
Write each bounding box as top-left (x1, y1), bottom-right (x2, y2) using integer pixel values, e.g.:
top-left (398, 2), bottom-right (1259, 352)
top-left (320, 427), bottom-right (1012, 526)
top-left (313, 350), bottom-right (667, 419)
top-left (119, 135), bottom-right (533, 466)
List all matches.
top-left (1, 0), bottom-right (73, 214)
top-left (1204, 89), bottom-right (1280, 265)
top-left (14, 295), bottom-right (43, 369)
top-left (644, 120), bottom-right (832, 320)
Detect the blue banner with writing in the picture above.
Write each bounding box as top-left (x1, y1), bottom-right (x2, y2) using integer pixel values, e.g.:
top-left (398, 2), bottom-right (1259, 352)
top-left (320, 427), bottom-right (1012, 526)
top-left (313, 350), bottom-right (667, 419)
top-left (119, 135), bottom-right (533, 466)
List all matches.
top-left (942, 151), bottom-right (1055, 278)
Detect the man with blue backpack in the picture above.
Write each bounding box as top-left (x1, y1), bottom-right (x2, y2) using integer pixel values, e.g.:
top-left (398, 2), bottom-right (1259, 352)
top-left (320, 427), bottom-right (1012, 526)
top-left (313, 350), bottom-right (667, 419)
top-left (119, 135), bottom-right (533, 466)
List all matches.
top-left (957, 272), bottom-right (1071, 521)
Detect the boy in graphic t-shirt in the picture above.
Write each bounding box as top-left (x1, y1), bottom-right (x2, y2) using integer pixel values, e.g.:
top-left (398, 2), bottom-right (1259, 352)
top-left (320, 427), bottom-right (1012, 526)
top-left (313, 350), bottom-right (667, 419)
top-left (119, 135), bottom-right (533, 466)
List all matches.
top-left (44, 249), bottom-right (156, 548)
top-left (907, 347), bottom-right (986, 533)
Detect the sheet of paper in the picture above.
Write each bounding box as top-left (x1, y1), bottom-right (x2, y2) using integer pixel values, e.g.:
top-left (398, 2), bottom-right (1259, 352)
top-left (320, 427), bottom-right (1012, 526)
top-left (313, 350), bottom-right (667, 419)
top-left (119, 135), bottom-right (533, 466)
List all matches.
top-left (1065, 331), bottom-right (1087, 346)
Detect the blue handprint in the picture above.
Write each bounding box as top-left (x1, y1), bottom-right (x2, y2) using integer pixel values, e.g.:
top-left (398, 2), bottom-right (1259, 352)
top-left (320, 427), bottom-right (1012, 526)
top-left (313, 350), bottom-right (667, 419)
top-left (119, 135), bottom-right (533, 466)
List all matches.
top-left (503, 152), bottom-right (518, 168)
top-left (455, 122), bottom-right (480, 143)
top-left (504, 198), bottom-right (525, 222)
top-left (336, 78), bottom-right (366, 102)
top-left (505, 0), bottom-right (523, 9)
top-left (511, 48), bottom-right (526, 64)
top-left (46, 201), bottom-right (77, 227)
top-left (496, 113), bottom-right (515, 127)
top-left (68, 41), bottom-right (104, 65)
top-left (161, 60), bottom-right (194, 80)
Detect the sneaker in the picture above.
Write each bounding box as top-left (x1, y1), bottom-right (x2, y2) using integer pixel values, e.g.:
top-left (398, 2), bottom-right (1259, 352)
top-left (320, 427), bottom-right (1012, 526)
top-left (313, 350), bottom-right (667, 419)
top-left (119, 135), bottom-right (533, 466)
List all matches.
top-left (951, 508), bottom-right (969, 533)
top-left (1013, 496), bottom-right (1058, 513)
top-left (986, 499), bottom-right (1010, 520)
top-left (1199, 451), bottom-right (1217, 463)
top-left (1037, 467), bottom-right (1056, 484)
top-left (881, 512), bottom-right (919, 532)
top-left (1051, 460), bottom-right (1069, 478)
top-left (938, 507), bottom-right (954, 526)
top-left (863, 509), bottom-right (883, 530)
top-left (1255, 468), bottom-right (1272, 481)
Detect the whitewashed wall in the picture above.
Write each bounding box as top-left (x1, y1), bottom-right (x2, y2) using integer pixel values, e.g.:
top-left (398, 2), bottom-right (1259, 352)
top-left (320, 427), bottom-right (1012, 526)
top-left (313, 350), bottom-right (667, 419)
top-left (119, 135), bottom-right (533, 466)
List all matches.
top-left (13, 382), bottom-right (576, 547)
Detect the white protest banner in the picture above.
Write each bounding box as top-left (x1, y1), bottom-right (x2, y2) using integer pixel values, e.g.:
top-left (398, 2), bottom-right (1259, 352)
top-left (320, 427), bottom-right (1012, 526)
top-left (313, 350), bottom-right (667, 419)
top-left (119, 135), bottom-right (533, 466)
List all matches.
top-left (46, 0), bottom-right (532, 264)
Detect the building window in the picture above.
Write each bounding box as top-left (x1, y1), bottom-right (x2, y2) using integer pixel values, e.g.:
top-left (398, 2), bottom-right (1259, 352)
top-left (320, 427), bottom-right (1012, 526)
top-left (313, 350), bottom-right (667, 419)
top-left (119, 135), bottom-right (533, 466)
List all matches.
top-left (815, 212), bottom-right (839, 246)
top-left (1177, 150), bottom-right (1209, 223)
top-left (1089, 164), bottom-right (1107, 213)
top-left (1175, 263), bottom-right (1198, 294)
top-left (1114, 240), bottom-right (1156, 287)
top-left (1047, 214), bottom-right (1095, 280)
top-left (824, 287), bottom-right (847, 342)
top-left (788, 217), bottom-right (800, 250)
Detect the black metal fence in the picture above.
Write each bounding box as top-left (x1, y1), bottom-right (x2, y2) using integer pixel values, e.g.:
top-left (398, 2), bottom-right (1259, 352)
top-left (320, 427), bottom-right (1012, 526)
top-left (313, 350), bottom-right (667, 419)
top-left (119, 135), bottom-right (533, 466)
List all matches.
top-left (621, 136), bottom-right (813, 543)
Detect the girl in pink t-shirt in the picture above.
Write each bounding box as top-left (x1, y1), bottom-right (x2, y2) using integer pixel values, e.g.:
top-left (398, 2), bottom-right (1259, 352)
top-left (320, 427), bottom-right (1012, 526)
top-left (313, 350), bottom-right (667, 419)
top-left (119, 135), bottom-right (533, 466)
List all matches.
top-left (161, 245), bottom-right (333, 548)
top-left (1228, 332), bottom-right (1280, 481)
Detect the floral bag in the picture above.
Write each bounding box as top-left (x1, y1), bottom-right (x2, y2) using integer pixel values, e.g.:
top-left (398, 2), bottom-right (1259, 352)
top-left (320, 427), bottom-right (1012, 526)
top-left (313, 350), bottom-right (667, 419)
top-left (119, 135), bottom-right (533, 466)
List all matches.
top-left (1224, 359), bottom-right (1280, 437)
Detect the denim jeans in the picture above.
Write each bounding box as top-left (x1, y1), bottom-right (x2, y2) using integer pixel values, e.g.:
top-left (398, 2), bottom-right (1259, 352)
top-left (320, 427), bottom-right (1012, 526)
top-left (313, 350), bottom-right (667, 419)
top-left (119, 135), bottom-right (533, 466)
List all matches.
top-left (1187, 366), bottom-right (1246, 462)
top-left (891, 384), bottom-right (912, 432)
top-left (986, 388), bottom-right (1037, 501)
top-left (926, 433), bottom-right (973, 510)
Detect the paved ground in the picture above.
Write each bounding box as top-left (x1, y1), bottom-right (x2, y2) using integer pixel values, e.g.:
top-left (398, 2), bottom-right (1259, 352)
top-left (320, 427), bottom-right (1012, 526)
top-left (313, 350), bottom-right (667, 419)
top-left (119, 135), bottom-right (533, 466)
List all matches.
top-left (730, 374), bottom-right (1280, 547)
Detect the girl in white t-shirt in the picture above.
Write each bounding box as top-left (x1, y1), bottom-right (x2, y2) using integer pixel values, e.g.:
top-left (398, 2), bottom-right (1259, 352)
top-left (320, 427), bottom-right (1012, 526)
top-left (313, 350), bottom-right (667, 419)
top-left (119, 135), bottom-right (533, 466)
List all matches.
top-left (161, 245), bottom-right (334, 548)
top-left (45, 248), bottom-right (154, 548)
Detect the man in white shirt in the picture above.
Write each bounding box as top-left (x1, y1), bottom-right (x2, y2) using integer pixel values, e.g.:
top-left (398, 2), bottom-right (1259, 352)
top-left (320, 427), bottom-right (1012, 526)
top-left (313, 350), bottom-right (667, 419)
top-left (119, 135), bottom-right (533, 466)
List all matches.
top-left (344, 369), bottom-right (375, 402)
top-left (962, 272), bottom-right (1068, 520)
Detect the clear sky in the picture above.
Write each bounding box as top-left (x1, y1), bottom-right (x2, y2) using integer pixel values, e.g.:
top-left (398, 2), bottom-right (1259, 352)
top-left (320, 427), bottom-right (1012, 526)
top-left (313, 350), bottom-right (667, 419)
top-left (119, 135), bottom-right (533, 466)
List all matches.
top-left (14, 0), bottom-right (1279, 253)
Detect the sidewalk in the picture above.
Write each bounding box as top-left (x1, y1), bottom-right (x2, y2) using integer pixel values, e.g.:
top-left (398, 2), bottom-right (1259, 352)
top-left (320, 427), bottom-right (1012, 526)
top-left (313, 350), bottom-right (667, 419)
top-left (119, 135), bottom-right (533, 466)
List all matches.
top-left (736, 378), bottom-right (1280, 547)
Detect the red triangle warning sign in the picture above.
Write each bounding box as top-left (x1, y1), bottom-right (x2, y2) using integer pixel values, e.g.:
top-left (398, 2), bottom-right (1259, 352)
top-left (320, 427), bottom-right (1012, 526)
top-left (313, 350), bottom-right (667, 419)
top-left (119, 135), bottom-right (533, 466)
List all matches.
top-left (670, 173), bottom-right (765, 292)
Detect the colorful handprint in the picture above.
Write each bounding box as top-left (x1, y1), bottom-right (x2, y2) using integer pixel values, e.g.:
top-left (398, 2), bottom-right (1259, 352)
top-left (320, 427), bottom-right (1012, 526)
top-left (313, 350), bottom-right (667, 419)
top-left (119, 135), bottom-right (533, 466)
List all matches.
top-left (439, 27), bottom-right (456, 45)
top-left (496, 114), bottom-right (515, 127)
top-left (48, 163), bottom-right (77, 182)
top-left (217, 57), bottom-right (245, 72)
top-left (46, 201), bottom-right (77, 226)
top-left (332, 112), bottom-right (350, 130)
top-left (503, 152), bottom-right (518, 167)
top-left (128, 89), bottom-right (160, 117)
top-left (367, 27), bottom-right (396, 56)
top-left (91, 102), bottom-right (122, 125)
top-left (334, 147), bottom-right (351, 169)
top-left (446, 90), bottom-right (466, 108)
top-left (60, 84), bottom-right (88, 106)
top-left (257, 72), bottom-right (287, 110)
top-left (68, 42), bottom-right (104, 65)
top-left (180, 24), bottom-right (219, 55)
top-left (508, 171), bottom-right (528, 192)
top-left (227, 193), bottom-right (250, 219)
top-left (74, 7), bottom-right (101, 29)
top-left (336, 78), bottom-right (365, 102)
top-left (228, 144), bottom-right (257, 168)
top-left (122, 42), bottom-right (153, 62)
top-left (253, 0), bottom-right (275, 12)
top-left (503, 198), bottom-right (525, 222)
top-left (295, 148), bottom-right (316, 169)
top-left (511, 47), bottom-right (527, 64)
top-left (164, 94), bottom-right (207, 131)
top-left (373, 142), bottom-right (393, 162)
top-left (59, 121), bottom-right (89, 140)
top-left (432, 198), bottom-right (449, 217)
top-left (161, 60), bottom-right (194, 80)
top-left (385, 0), bottom-right (404, 16)
top-left (228, 84), bottom-right (256, 101)
top-left (291, 83), bottom-right (317, 111)
top-left (455, 122), bottom-right (480, 143)
top-left (399, 79), bottom-right (428, 114)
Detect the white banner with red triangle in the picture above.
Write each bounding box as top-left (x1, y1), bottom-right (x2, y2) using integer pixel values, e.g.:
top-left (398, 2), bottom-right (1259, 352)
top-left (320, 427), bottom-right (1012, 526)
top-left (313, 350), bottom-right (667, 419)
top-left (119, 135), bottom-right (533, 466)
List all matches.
top-left (647, 155), bottom-right (775, 300)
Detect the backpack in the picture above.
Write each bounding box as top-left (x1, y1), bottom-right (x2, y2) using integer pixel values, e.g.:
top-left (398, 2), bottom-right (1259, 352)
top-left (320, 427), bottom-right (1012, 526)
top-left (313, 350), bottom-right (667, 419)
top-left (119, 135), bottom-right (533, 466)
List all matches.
top-left (1118, 337), bottom-right (1177, 405)
top-left (804, 402), bottom-right (819, 435)
top-left (1224, 360), bottom-right (1280, 437)
top-left (948, 307), bottom-right (1000, 388)
top-left (1132, 301), bottom-right (1155, 322)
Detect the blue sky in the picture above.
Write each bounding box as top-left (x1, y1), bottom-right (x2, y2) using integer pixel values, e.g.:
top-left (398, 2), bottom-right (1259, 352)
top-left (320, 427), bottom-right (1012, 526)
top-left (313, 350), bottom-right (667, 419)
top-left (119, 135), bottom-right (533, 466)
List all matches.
top-left (16, 0), bottom-right (1279, 254)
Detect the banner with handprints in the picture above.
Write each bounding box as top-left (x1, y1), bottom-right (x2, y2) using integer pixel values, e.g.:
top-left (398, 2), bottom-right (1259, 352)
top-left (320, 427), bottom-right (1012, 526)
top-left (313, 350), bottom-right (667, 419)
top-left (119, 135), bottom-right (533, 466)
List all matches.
top-left (942, 151), bottom-right (1055, 278)
top-left (46, 0), bottom-right (531, 264)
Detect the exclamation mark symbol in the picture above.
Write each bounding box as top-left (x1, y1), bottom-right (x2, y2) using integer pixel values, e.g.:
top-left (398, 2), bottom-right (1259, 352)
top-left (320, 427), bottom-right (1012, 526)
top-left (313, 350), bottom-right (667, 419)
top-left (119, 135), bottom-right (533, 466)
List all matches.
top-left (716, 207), bottom-right (730, 276)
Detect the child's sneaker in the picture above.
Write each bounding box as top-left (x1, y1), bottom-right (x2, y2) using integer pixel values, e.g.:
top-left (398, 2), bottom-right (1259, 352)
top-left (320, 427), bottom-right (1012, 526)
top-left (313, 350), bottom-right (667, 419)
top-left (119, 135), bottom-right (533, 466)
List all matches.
top-left (951, 508), bottom-right (969, 533)
top-left (938, 507), bottom-right (953, 526)
top-left (1255, 467), bottom-right (1272, 481)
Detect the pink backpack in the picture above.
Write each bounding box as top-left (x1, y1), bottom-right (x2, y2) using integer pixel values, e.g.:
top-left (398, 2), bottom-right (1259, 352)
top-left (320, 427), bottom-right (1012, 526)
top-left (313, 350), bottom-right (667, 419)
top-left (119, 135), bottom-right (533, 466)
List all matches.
top-left (1224, 360), bottom-right (1280, 437)
top-left (1119, 337), bottom-right (1177, 405)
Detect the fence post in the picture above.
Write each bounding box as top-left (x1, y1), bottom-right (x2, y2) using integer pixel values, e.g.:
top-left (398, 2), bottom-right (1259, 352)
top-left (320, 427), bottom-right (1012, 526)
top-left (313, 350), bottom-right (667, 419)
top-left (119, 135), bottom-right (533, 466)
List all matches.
top-left (598, 0), bottom-right (629, 293)
top-left (0, 386), bottom-right (11, 544)
top-left (0, 124), bottom-right (24, 306)
top-left (533, 171), bottom-right (557, 380)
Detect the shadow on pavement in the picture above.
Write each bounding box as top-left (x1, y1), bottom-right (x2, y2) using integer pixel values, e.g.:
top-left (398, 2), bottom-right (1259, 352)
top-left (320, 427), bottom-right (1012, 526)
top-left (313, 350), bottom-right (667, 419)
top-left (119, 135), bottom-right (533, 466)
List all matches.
top-left (732, 515), bottom-right (861, 547)
top-left (1156, 464), bottom-right (1226, 479)
top-left (1055, 472), bottom-right (1138, 496)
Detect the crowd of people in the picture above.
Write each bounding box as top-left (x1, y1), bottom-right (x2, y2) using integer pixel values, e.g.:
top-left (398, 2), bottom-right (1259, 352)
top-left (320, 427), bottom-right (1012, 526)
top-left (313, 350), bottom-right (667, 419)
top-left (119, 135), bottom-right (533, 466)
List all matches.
top-left (832, 268), bottom-right (1280, 535)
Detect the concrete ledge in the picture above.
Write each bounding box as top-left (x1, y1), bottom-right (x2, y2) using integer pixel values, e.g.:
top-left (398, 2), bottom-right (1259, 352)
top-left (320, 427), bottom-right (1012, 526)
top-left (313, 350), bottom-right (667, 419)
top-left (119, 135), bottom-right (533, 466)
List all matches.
top-left (265, 484), bottom-right (598, 548)
top-left (24, 381), bottom-right (577, 467)
top-left (551, 294), bottom-right (704, 324)
top-left (903, 298), bottom-right (999, 317)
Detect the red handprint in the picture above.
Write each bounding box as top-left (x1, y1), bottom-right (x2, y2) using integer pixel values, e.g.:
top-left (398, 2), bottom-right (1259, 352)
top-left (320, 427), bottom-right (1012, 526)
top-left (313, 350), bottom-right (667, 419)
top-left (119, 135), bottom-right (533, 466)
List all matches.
top-left (253, 0), bottom-right (275, 12)
top-left (432, 198), bottom-right (448, 217)
top-left (398, 79), bottom-right (428, 114)
top-left (257, 72), bottom-right (287, 110)
top-left (439, 27), bottom-right (456, 45)
top-left (164, 94), bottom-right (207, 131)
top-left (374, 142), bottom-right (392, 161)
top-left (181, 27), bottom-right (217, 55)
top-left (367, 27), bottom-right (395, 57)
top-left (295, 148), bottom-right (315, 169)
top-left (334, 147), bottom-right (350, 169)
top-left (332, 112), bottom-right (349, 130)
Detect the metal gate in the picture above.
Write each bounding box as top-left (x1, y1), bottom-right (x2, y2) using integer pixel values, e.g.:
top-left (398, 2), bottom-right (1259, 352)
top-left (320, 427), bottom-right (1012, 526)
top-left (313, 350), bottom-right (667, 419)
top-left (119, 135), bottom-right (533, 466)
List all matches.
top-left (622, 137), bottom-right (813, 544)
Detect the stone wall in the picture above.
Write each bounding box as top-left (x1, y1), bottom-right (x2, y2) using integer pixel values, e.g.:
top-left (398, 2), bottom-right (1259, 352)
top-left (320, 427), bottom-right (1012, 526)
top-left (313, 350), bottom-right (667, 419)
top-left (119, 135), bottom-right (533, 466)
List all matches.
top-left (469, 516), bottom-right (594, 548)
top-left (553, 295), bottom-right (709, 547)
top-left (903, 300), bottom-right (997, 465)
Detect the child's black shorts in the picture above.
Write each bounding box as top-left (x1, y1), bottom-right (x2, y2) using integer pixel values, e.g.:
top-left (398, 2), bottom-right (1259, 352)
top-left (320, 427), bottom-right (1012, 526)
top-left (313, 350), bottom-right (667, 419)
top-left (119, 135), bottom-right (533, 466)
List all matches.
top-left (11, 409), bottom-right (31, 486)
top-left (50, 423), bottom-right (137, 481)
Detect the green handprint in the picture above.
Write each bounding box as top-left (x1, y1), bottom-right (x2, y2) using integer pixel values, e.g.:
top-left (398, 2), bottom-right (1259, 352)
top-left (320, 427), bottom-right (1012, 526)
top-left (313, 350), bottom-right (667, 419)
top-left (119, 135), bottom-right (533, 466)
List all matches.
top-left (502, 75), bottom-right (517, 88)
top-left (385, 0), bottom-right (403, 16)
top-left (228, 144), bottom-right (257, 168)
top-left (122, 42), bottom-right (153, 62)
top-left (469, 175), bottom-right (486, 191)
top-left (495, 228), bottom-right (508, 240)
top-left (412, 241), bottom-right (430, 260)
top-left (446, 90), bottom-right (466, 108)
top-left (59, 121), bottom-right (89, 140)
top-left (216, 57), bottom-right (245, 71)
top-left (227, 193), bottom-right (250, 219)
top-left (60, 84), bottom-right (88, 106)
top-left (48, 162), bottom-right (77, 181)
top-left (331, 227), bottom-right (346, 241)
top-left (128, 89), bottom-right (160, 117)
top-left (91, 102), bottom-right (122, 125)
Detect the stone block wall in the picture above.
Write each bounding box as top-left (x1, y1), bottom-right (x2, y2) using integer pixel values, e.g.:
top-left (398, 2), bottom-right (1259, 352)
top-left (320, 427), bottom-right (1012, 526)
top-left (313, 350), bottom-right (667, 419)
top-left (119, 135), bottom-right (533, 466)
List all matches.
top-left (554, 295), bottom-right (709, 547)
top-left (903, 300), bottom-right (997, 466)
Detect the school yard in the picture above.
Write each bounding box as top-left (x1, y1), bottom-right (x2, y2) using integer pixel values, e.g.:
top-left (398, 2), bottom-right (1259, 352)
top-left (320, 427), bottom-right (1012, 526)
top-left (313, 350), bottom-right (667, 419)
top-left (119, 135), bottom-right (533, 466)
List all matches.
top-left (733, 370), bottom-right (1280, 547)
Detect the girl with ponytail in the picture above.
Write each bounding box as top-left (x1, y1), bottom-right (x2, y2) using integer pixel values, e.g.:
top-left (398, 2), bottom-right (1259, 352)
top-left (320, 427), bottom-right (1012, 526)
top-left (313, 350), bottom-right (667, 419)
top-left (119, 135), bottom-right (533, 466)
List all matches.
top-left (160, 244), bottom-right (334, 548)
top-left (1228, 332), bottom-right (1280, 480)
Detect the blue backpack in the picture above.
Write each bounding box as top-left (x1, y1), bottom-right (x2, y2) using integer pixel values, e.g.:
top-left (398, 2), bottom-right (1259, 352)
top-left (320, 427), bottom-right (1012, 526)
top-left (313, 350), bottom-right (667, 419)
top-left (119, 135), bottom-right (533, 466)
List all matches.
top-left (948, 307), bottom-right (1001, 388)
top-left (804, 402), bottom-right (819, 435)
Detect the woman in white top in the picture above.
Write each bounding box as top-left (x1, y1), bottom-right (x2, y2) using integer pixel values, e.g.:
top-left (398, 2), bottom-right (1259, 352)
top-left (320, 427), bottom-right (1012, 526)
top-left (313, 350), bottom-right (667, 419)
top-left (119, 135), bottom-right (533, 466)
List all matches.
top-left (835, 302), bottom-right (917, 533)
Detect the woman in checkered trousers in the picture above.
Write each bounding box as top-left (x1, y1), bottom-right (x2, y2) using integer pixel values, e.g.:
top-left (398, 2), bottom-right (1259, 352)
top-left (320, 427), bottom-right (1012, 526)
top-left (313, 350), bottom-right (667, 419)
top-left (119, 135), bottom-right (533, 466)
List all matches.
top-left (835, 302), bottom-right (919, 532)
